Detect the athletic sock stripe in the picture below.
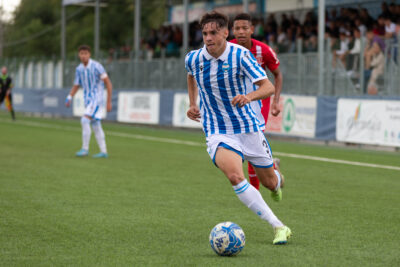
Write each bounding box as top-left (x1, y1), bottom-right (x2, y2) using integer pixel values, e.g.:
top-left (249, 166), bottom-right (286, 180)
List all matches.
top-left (235, 183), bottom-right (249, 194)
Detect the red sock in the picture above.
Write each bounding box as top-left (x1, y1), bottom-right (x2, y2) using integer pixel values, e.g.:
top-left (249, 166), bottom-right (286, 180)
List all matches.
top-left (247, 162), bottom-right (260, 190)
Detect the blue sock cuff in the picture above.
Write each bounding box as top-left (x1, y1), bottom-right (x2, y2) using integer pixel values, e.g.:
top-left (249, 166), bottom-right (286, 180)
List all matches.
top-left (233, 179), bottom-right (249, 195)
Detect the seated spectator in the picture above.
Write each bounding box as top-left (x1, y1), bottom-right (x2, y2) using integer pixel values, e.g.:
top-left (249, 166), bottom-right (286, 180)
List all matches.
top-left (333, 32), bottom-right (349, 68)
top-left (383, 14), bottom-right (397, 39)
top-left (396, 17), bottom-right (400, 36)
top-left (355, 17), bottom-right (367, 36)
top-left (266, 33), bottom-right (279, 53)
top-left (277, 27), bottom-right (289, 52)
top-left (364, 29), bottom-right (385, 95)
top-left (253, 19), bottom-right (265, 40)
top-left (304, 34), bottom-right (318, 52)
top-left (349, 28), bottom-right (361, 70)
top-left (374, 16), bottom-right (386, 37)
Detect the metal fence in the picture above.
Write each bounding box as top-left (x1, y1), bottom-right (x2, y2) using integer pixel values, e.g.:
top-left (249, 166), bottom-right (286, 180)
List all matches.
top-left (2, 38), bottom-right (399, 97)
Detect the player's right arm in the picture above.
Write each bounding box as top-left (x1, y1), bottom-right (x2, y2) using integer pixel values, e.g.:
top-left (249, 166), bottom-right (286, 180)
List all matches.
top-left (65, 68), bottom-right (81, 107)
top-left (65, 85), bottom-right (79, 107)
top-left (270, 67), bottom-right (283, 116)
top-left (187, 74), bottom-right (200, 122)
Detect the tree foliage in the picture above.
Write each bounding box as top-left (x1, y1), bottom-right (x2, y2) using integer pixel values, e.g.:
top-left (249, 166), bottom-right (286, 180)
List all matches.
top-left (3, 0), bottom-right (167, 58)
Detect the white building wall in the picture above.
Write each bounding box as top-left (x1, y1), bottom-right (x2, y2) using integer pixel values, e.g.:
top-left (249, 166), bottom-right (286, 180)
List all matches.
top-left (266, 0), bottom-right (314, 12)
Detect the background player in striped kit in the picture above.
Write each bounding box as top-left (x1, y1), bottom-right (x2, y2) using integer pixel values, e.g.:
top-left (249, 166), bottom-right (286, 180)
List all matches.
top-left (185, 12), bottom-right (291, 245)
top-left (231, 13), bottom-right (283, 193)
top-left (65, 45), bottom-right (112, 158)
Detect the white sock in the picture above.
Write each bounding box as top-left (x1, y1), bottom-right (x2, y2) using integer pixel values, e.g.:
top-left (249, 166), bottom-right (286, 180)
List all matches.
top-left (91, 120), bottom-right (107, 153)
top-left (274, 170), bottom-right (282, 191)
top-left (81, 116), bottom-right (91, 150)
top-left (233, 179), bottom-right (284, 228)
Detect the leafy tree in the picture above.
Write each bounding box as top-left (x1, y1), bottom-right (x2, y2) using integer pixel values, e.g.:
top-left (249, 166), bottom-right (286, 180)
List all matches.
top-left (3, 0), bottom-right (167, 58)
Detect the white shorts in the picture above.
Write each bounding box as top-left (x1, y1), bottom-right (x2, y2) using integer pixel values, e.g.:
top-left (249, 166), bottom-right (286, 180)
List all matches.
top-left (206, 131), bottom-right (274, 168)
top-left (84, 101), bottom-right (103, 120)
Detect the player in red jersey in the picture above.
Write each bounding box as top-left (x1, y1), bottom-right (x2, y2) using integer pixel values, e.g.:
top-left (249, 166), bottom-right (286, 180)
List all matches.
top-left (231, 13), bottom-right (283, 193)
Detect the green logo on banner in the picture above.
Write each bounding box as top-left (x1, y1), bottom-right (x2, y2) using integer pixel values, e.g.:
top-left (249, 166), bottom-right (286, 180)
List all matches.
top-left (283, 98), bottom-right (295, 132)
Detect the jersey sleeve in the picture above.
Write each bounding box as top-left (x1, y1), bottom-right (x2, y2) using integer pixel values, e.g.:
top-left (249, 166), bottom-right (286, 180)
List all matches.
top-left (96, 63), bottom-right (108, 80)
top-left (264, 46), bottom-right (280, 71)
top-left (185, 51), bottom-right (195, 76)
top-left (241, 50), bottom-right (268, 83)
top-left (73, 68), bottom-right (81, 86)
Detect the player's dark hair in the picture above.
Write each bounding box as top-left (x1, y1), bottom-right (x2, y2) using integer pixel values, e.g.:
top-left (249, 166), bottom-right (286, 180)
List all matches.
top-left (78, 45), bottom-right (91, 52)
top-left (233, 13), bottom-right (252, 24)
top-left (199, 12), bottom-right (228, 30)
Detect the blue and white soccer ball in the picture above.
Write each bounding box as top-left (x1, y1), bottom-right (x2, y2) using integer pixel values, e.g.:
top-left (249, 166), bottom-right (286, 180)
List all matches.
top-left (209, 222), bottom-right (245, 256)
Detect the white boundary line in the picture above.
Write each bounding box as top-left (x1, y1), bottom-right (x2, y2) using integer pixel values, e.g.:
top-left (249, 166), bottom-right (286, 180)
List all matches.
top-left (2, 119), bottom-right (400, 172)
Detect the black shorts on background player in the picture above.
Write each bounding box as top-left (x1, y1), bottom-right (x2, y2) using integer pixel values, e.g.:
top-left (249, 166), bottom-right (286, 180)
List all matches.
top-left (0, 75), bottom-right (16, 120)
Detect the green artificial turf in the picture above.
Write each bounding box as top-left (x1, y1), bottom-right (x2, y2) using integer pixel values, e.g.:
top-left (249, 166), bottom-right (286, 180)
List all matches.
top-left (0, 114), bottom-right (399, 266)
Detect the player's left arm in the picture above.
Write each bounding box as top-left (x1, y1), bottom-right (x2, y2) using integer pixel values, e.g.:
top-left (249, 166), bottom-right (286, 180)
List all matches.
top-left (232, 78), bottom-right (274, 108)
top-left (233, 51), bottom-right (275, 107)
top-left (6, 79), bottom-right (13, 97)
top-left (270, 67), bottom-right (283, 116)
top-left (102, 76), bottom-right (113, 112)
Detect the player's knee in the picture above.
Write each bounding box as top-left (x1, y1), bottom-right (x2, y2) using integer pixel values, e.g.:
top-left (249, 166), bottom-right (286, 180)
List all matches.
top-left (226, 172), bottom-right (244, 185)
top-left (259, 172), bottom-right (278, 190)
top-left (81, 116), bottom-right (91, 126)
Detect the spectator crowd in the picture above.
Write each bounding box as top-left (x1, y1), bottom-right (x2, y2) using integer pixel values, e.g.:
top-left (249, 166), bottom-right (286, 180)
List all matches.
top-left (108, 2), bottom-right (400, 94)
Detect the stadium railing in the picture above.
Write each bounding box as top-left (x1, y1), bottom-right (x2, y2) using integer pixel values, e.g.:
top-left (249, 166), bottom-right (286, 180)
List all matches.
top-left (2, 35), bottom-right (399, 97)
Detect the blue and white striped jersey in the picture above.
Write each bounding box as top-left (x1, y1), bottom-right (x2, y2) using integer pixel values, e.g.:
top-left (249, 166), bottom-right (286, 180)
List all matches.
top-left (185, 42), bottom-right (268, 137)
top-left (74, 59), bottom-right (107, 106)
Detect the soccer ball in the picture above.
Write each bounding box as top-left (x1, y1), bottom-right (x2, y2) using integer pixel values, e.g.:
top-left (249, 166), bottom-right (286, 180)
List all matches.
top-left (209, 222), bottom-right (245, 256)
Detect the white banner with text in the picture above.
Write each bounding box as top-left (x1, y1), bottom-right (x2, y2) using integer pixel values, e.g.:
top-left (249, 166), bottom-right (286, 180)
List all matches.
top-left (266, 94), bottom-right (317, 138)
top-left (172, 93), bottom-right (202, 128)
top-left (117, 92), bottom-right (160, 124)
top-left (336, 99), bottom-right (400, 147)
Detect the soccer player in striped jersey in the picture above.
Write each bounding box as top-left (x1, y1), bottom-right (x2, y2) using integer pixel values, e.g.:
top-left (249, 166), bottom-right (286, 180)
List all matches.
top-left (185, 12), bottom-right (291, 245)
top-left (65, 45), bottom-right (112, 158)
top-left (231, 13), bottom-right (283, 192)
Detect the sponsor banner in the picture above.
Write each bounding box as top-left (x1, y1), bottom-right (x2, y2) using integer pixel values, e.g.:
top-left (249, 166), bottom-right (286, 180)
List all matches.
top-left (266, 94), bottom-right (317, 138)
top-left (13, 93), bottom-right (24, 105)
top-left (172, 93), bottom-right (202, 128)
top-left (72, 90), bottom-right (107, 119)
top-left (336, 99), bottom-right (400, 147)
top-left (43, 97), bottom-right (59, 108)
top-left (117, 92), bottom-right (160, 124)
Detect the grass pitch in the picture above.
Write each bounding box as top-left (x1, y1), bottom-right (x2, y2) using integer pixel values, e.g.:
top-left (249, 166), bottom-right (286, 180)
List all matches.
top-left (0, 113), bottom-right (399, 266)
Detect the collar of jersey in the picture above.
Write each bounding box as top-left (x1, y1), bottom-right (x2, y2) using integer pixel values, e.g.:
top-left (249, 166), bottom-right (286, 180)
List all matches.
top-left (82, 59), bottom-right (93, 69)
top-left (201, 42), bottom-right (230, 61)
